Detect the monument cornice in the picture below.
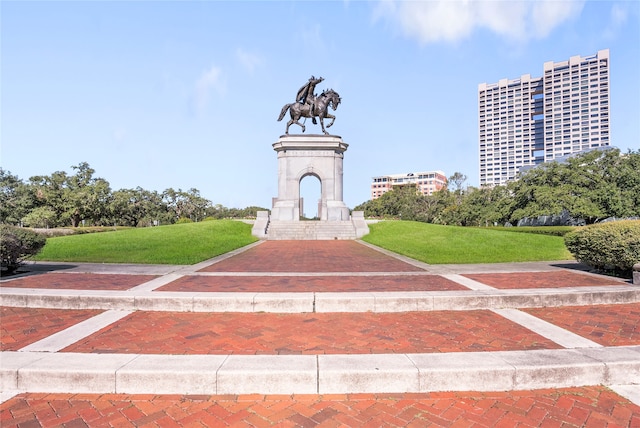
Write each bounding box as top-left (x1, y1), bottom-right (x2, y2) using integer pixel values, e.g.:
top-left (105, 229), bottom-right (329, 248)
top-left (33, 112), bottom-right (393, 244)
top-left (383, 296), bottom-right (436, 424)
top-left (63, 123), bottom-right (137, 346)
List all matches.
top-left (273, 135), bottom-right (348, 153)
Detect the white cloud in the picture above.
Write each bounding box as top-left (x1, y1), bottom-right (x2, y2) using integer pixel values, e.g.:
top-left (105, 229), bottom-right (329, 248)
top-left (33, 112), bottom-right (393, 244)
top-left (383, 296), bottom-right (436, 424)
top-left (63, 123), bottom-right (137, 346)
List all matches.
top-left (610, 2), bottom-right (629, 26)
top-left (530, 1), bottom-right (584, 38)
top-left (374, 0), bottom-right (585, 45)
top-left (193, 65), bottom-right (225, 113)
top-left (603, 3), bottom-right (629, 40)
top-left (236, 48), bottom-right (263, 73)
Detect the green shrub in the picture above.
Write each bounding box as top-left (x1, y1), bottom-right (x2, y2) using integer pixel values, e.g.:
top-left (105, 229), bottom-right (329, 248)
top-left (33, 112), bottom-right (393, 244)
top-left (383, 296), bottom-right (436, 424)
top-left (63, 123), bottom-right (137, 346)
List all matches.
top-left (564, 220), bottom-right (640, 277)
top-left (1, 225), bottom-right (47, 274)
top-left (486, 226), bottom-right (576, 237)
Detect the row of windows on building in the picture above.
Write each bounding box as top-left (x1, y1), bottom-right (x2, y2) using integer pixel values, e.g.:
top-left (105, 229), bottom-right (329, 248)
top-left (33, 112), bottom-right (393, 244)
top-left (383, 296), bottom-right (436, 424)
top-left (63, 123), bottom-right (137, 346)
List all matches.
top-left (370, 171), bottom-right (447, 200)
top-left (477, 49), bottom-right (610, 187)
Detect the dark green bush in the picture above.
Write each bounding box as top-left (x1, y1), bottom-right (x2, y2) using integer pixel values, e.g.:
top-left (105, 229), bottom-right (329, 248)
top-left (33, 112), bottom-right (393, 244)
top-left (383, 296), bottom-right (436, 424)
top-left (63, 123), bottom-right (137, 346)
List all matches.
top-left (1, 225), bottom-right (47, 274)
top-left (486, 226), bottom-right (576, 237)
top-left (564, 220), bottom-right (640, 277)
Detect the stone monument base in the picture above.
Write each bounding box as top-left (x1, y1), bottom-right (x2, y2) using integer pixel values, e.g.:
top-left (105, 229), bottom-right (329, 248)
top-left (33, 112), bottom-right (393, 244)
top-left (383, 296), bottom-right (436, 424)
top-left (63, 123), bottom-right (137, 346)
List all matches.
top-left (253, 134), bottom-right (368, 239)
top-left (270, 135), bottom-right (349, 222)
top-left (271, 200), bottom-right (350, 222)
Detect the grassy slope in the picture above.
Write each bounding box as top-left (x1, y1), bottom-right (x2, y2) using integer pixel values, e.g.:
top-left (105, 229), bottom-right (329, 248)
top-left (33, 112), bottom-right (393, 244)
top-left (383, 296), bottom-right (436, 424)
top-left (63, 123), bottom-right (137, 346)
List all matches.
top-left (34, 220), bottom-right (573, 265)
top-left (362, 221), bottom-right (573, 264)
top-left (34, 220), bottom-right (258, 265)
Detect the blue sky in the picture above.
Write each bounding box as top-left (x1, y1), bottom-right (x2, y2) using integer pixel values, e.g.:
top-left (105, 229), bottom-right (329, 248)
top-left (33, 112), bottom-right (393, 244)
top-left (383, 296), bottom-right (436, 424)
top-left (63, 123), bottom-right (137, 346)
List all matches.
top-left (2, 1), bottom-right (639, 214)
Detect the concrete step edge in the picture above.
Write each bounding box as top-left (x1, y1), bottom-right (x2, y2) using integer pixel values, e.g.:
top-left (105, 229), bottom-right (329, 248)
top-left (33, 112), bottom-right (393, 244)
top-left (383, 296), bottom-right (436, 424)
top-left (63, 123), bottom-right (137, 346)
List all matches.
top-left (3, 347), bottom-right (639, 395)
top-left (2, 287), bottom-right (638, 312)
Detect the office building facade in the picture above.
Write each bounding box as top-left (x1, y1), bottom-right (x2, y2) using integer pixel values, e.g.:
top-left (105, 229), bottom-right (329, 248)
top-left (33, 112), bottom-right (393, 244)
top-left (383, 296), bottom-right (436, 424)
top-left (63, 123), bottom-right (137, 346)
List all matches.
top-left (371, 171), bottom-right (447, 200)
top-left (478, 49), bottom-right (610, 187)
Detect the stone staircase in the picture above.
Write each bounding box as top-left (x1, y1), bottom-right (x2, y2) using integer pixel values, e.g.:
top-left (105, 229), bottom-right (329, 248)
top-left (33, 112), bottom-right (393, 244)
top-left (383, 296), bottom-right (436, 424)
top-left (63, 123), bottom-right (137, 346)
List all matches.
top-left (2, 244), bottom-right (639, 405)
top-left (266, 220), bottom-right (358, 240)
top-left (252, 210), bottom-right (370, 240)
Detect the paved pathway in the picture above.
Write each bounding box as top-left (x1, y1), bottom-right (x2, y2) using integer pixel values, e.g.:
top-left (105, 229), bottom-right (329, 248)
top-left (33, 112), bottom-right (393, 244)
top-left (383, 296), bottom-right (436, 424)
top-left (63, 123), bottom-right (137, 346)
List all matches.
top-left (1, 240), bottom-right (639, 426)
top-left (3, 388), bottom-right (638, 427)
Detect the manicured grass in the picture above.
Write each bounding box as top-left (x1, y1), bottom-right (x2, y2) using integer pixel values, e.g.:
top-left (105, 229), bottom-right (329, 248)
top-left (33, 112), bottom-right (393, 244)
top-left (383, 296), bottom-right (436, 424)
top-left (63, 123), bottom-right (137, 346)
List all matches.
top-left (34, 219), bottom-right (573, 265)
top-left (362, 221), bottom-right (573, 264)
top-left (34, 220), bottom-right (258, 265)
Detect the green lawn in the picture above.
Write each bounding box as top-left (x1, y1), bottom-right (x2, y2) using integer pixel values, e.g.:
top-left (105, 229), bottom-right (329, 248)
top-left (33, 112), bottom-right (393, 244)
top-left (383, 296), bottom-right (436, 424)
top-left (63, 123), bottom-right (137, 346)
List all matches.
top-left (362, 221), bottom-right (573, 264)
top-left (34, 220), bottom-right (258, 265)
top-left (33, 219), bottom-right (573, 265)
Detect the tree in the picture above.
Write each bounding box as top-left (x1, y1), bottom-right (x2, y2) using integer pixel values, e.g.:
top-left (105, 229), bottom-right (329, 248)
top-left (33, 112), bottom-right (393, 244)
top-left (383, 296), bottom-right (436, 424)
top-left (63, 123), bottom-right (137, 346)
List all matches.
top-left (508, 148), bottom-right (639, 224)
top-left (354, 148), bottom-right (640, 227)
top-left (110, 187), bottom-right (171, 227)
top-left (27, 163), bottom-right (112, 227)
top-left (354, 184), bottom-right (427, 220)
top-left (581, 148), bottom-right (640, 218)
top-left (2, 162), bottom-right (269, 229)
top-left (163, 188), bottom-right (210, 222)
top-left (447, 172), bottom-right (467, 192)
top-left (0, 169), bottom-right (36, 225)
top-left (21, 207), bottom-right (57, 228)
top-left (28, 170), bottom-right (70, 227)
top-left (426, 189), bottom-right (456, 225)
top-left (66, 162), bottom-right (112, 227)
top-left (455, 186), bottom-right (511, 227)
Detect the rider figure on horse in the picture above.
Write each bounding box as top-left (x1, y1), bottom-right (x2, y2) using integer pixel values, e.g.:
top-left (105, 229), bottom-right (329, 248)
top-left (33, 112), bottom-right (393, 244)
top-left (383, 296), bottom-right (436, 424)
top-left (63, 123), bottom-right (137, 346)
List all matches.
top-left (278, 75), bottom-right (339, 135)
top-left (296, 76), bottom-right (323, 122)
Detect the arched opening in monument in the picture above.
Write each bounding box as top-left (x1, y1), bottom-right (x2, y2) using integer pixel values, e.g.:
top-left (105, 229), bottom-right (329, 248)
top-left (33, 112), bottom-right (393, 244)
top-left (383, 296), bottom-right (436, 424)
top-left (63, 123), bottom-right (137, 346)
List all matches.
top-left (299, 174), bottom-right (321, 220)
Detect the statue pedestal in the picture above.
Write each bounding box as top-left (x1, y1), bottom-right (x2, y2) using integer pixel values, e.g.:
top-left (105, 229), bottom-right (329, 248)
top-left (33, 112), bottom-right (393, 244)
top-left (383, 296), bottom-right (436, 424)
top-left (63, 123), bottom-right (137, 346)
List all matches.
top-left (270, 135), bottom-right (349, 221)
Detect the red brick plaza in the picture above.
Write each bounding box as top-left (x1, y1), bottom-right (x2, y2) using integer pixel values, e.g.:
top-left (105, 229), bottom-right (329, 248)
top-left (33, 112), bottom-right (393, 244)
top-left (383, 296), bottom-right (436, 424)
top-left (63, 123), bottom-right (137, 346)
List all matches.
top-left (1, 240), bottom-right (639, 426)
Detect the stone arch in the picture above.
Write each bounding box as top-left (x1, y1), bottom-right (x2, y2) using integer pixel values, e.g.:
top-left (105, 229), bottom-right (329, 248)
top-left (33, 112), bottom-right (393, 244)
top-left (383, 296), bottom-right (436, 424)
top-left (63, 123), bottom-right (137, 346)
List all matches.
top-left (270, 135), bottom-right (350, 221)
top-left (298, 170), bottom-right (322, 219)
top-left (296, 167), bottom-right (323, 188)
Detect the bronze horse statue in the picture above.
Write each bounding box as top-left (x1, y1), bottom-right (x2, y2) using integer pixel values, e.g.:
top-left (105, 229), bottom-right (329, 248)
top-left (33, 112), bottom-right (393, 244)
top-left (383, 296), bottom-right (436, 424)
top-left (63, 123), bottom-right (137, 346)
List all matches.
top-left (278, 89), bottom-right (341, 135)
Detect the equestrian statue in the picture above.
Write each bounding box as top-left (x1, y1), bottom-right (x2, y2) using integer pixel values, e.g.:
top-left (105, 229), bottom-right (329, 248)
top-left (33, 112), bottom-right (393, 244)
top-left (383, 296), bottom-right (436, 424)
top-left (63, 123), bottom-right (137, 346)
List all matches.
top-left (278, 76), bottom-right (341, 135)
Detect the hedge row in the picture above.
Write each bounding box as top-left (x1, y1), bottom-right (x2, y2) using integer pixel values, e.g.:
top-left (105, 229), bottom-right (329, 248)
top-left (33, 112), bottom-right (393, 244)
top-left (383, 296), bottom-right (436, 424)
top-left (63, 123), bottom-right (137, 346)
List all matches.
top-left (564, 220), bottom-right (640, 276)
top-left (489, 226), bottom-right (576, 237)
top-left (0, 225), bottom-right (47, 274)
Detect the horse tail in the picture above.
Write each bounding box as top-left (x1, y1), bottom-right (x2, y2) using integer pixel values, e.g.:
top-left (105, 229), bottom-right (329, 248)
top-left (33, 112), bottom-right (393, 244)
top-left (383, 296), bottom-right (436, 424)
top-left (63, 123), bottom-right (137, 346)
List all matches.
top-left (277, 103), bottom-right (291, 121)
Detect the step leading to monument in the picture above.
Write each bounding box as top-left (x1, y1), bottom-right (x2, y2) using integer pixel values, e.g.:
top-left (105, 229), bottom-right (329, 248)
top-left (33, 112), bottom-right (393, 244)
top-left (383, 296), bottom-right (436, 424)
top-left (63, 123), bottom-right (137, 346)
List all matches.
top-left (3, 347), bottom-right (639, 395)
top-left (253, 211), bottom-right (369, 240)
top-left (266, 220), bottom-right (359, 240)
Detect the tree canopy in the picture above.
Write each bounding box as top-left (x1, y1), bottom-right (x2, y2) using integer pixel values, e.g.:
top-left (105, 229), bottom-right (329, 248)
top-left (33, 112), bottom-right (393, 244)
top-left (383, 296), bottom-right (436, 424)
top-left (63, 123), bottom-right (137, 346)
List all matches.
top-left (3, 149), bottom-right (638, 229)
top-left (1, 163), bottom-right (267, 228)
top-left (355, 148), bottom-right (640, 226)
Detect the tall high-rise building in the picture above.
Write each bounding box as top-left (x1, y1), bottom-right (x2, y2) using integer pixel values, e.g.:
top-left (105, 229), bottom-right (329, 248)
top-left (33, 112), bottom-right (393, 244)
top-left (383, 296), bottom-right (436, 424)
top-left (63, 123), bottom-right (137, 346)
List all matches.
top-left (478, 49), bottom-right (610, 187)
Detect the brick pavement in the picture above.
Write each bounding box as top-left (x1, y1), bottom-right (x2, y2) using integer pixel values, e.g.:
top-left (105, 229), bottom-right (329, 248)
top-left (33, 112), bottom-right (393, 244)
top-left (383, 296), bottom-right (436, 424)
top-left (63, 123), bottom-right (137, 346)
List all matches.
top-left (525, 303), bottom-right (640, 347)
top-left (1, 240), bottom-right (639, 426)
top-left (463, 271), bottom-right (627, 289)
top-left (199, 241), bottom-right (425, 272)
top-left (60, 310), bottom-right (561, 355)
top-left (0, 273), bottom-right (158, 291)
top-left (159, 274), bottom-right (467, 292)
top-left (2, 387), bottom-right (639, 427)
top-left (1, 307), bottom-right (103, 351)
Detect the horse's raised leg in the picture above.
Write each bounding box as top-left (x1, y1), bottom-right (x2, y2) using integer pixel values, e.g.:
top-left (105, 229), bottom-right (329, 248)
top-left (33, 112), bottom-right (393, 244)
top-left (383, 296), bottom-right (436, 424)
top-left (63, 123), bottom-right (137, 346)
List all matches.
top-left (319, 116), bottom-right (329, 135)
top-left (325, 113), bottom-right (335, 129)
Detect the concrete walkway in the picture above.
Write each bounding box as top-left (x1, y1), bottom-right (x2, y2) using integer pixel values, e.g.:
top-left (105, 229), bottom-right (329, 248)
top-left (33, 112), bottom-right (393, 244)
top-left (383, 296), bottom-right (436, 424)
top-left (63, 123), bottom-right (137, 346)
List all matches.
top-left (1, 240), bottom-right (639, 426)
